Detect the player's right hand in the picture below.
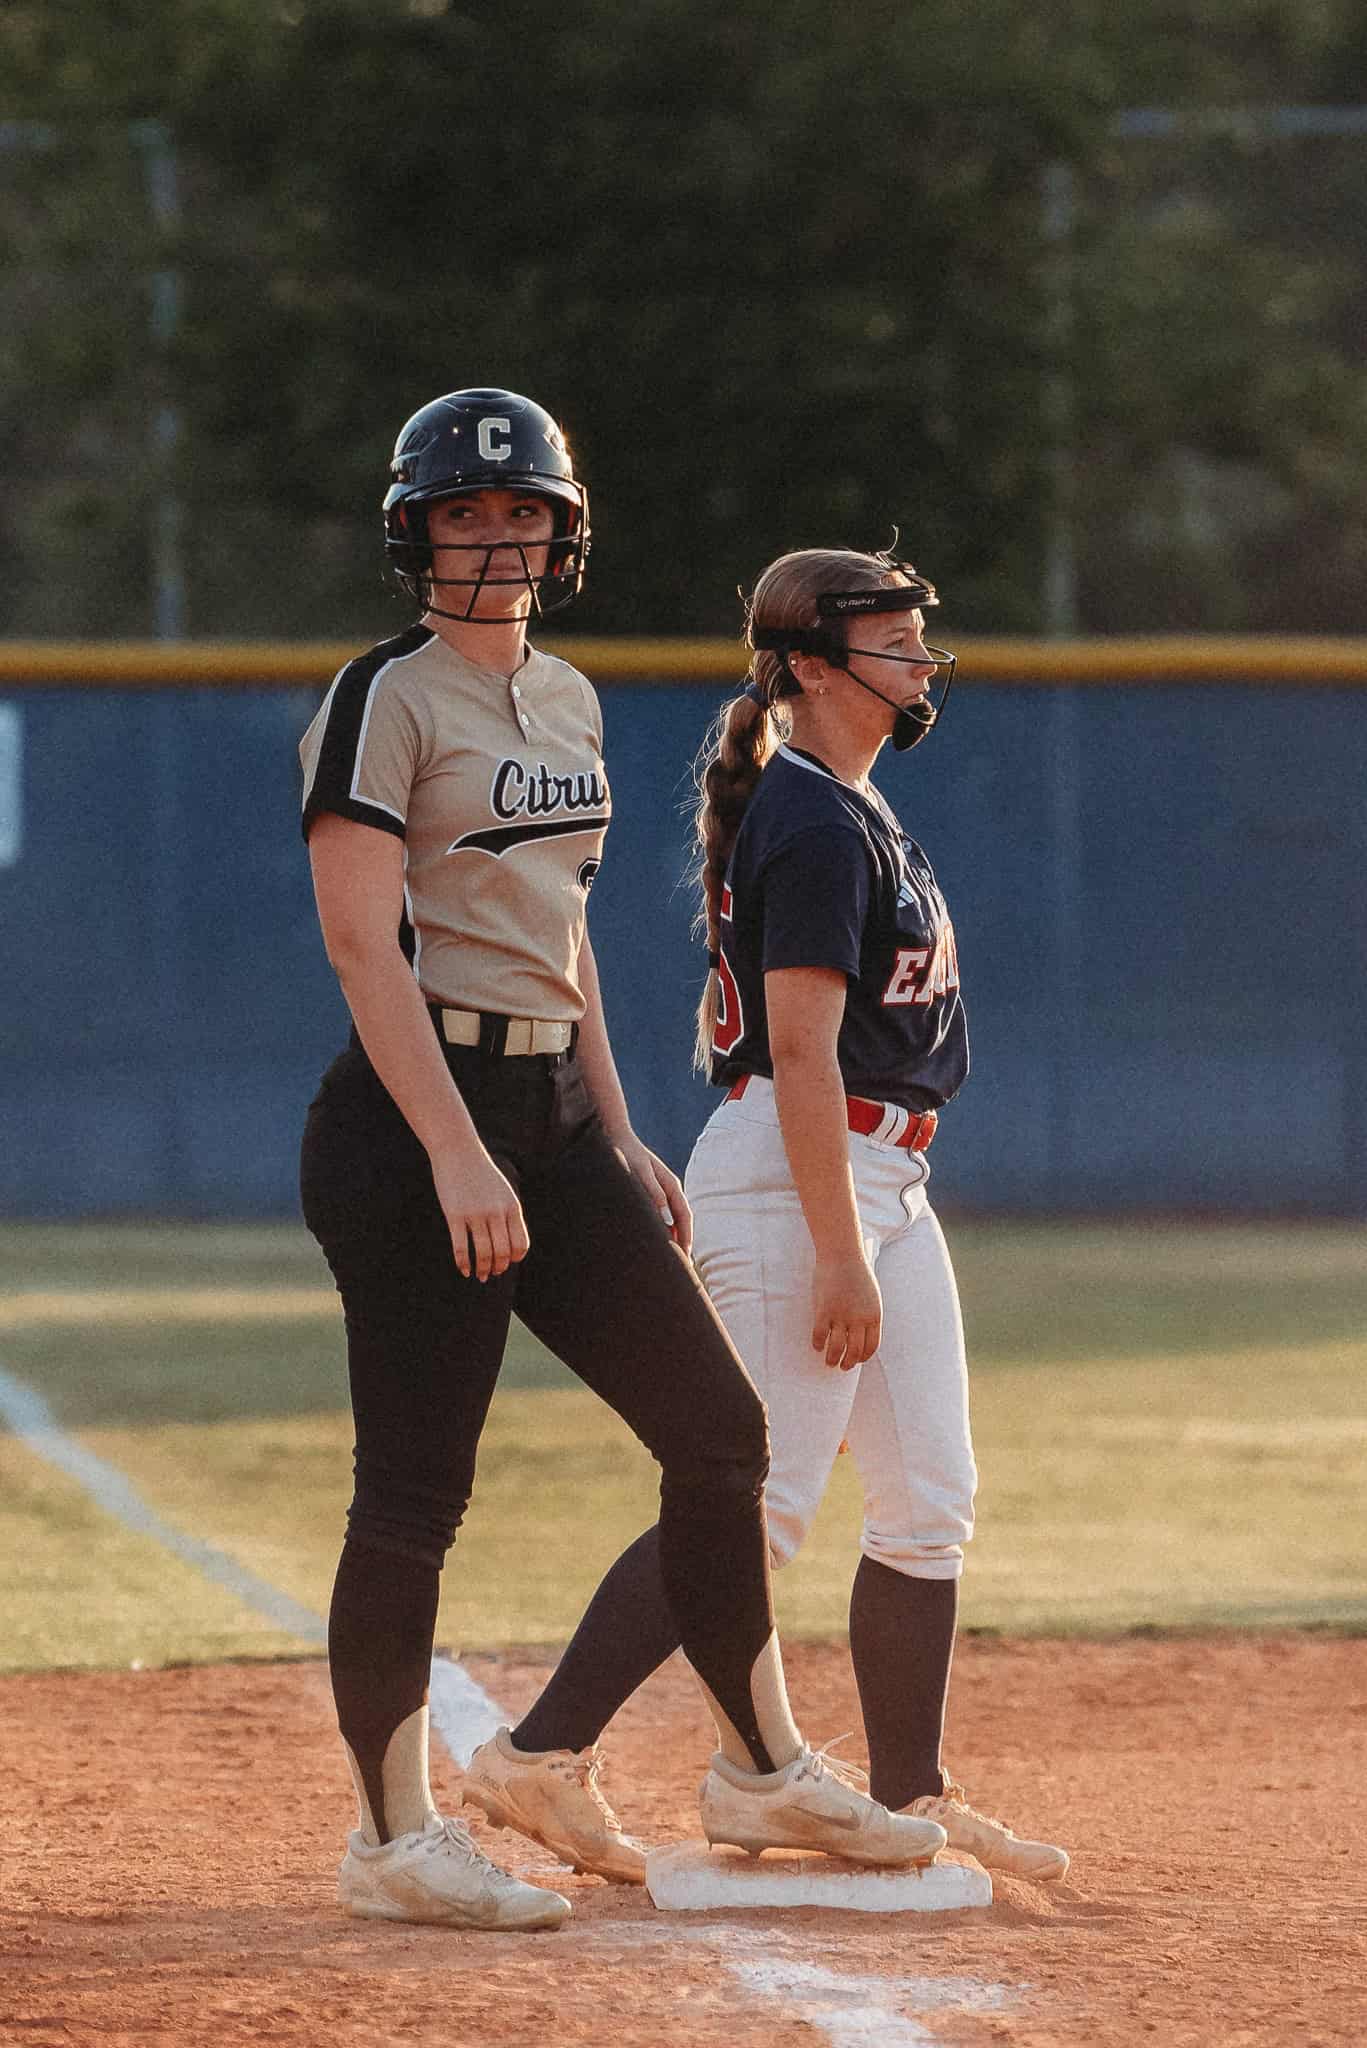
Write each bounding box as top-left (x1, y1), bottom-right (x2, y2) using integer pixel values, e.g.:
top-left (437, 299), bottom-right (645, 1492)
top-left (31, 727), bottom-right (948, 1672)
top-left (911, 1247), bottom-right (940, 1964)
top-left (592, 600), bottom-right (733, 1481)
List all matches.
top-left (811, 1251), bottom-right (882, 1370)
top-left (431, 1151), bottom-right (530, 1283)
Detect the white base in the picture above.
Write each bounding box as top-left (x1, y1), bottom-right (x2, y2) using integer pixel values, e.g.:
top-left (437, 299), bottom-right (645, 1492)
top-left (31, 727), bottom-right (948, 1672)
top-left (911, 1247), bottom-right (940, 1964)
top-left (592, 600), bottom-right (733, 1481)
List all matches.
top-left (645, 1843), bottom-right (992, 1914)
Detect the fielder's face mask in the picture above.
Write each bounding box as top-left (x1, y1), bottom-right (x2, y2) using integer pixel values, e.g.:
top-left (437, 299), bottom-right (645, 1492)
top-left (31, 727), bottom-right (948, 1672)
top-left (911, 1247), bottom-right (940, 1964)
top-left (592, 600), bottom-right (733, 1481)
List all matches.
top-left (387, 484), bottom-right (588, 622)
top-left (750, 570), bottom-right (956, 750)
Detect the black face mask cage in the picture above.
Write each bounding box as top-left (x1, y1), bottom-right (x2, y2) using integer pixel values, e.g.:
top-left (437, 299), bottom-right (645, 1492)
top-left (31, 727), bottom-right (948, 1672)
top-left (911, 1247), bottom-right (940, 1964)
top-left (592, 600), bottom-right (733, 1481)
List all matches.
top-left (385, 487), bottom-right (589, 621)
top-left (748, 569), bottom-right (955, 748)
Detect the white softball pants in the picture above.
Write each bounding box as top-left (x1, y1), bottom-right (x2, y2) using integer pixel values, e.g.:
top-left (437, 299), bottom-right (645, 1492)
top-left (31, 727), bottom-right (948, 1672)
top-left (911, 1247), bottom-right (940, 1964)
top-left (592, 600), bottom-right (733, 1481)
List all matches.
top-left (684, 1076), bottom-right (977, 1582)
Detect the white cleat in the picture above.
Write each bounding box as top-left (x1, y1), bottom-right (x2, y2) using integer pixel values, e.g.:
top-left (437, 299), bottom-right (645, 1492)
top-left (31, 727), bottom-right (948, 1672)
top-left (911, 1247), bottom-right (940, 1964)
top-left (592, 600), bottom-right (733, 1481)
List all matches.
top-left (462, 1727), bottom-right (649, 1885)
top-left (338, 1813), bottom-right (571, 1930)
top-left (905, 1780), bottom-right (1070, 1881)
top-left (700, 1746), bottom-right (948, 1868)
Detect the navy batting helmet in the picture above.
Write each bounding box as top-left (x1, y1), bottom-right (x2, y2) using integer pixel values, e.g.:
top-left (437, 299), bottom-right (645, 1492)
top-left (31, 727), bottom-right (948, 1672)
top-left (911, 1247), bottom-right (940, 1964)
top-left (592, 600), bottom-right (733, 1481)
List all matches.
top-left (383, 388), bottom-right (590, 619)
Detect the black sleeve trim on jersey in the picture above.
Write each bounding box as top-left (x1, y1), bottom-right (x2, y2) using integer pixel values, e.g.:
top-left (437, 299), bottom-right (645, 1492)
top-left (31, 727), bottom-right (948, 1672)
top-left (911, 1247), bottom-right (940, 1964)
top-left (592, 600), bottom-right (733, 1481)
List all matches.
top-left (302, 793), bottom-right (407, 844)
top-left (300, 624), bottom-right (431, 844)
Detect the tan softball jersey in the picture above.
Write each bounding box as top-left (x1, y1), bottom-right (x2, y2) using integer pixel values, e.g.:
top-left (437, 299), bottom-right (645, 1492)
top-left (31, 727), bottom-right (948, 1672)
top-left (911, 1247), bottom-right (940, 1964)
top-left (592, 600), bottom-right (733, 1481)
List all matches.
top-left (299, 624), bottom-right (611, 1019)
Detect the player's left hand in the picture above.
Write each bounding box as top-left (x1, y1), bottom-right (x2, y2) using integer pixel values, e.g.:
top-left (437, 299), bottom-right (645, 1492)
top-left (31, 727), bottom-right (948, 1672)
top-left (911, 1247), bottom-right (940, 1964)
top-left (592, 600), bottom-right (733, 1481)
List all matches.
top-left (614, 1135), bottom-right (693, 1254)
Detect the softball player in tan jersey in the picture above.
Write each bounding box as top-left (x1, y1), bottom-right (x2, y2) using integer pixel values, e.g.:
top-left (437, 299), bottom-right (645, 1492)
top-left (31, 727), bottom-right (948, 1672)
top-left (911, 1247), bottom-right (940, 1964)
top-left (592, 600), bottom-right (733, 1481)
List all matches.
top-left (297, 390), bottom-right (946, 1932)
top-left (464, 545), bottom-right (1070, 1887)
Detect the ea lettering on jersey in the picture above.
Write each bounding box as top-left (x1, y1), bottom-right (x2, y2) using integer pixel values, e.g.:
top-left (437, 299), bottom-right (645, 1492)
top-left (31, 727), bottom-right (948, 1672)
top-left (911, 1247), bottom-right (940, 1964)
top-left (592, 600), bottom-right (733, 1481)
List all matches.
top-left (883, 922), bottom-right (960, 1007)
top-left (446, 756), bottom-right (610, 859)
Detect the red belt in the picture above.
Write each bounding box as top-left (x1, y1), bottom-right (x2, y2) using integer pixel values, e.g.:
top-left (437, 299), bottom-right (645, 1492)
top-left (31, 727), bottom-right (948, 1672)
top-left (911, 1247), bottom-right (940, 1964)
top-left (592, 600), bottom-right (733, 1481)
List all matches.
top-left (726, 1073), bottom-right (937, 1152)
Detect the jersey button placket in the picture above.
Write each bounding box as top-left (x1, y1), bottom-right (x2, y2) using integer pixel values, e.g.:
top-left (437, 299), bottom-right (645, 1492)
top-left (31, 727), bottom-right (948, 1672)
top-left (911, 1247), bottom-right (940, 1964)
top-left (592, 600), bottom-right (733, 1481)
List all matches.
top-left (511, 683), bottom-right (531, 740)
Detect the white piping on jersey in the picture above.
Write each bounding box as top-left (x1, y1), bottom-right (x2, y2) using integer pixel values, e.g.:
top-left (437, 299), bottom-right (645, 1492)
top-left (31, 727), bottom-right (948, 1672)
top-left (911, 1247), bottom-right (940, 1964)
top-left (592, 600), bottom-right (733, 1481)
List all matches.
top-left (349, 653), bottom-right (418, 823)
top-left (778, 742), bottom-right (881, 804)
top-left (778, 743), bottom-right (839, 782)
top-left (304, 637), bottom-right (429, 823)
top-left (403, 869), bottom-right (422, 983)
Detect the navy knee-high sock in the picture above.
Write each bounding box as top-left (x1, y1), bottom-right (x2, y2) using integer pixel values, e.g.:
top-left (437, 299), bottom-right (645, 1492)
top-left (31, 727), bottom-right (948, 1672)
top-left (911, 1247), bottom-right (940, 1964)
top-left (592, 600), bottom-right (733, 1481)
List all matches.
top-left (512, 1526), bottom-right (682, 1755)
top-left (848, 1556), bottom-right (958, 1811)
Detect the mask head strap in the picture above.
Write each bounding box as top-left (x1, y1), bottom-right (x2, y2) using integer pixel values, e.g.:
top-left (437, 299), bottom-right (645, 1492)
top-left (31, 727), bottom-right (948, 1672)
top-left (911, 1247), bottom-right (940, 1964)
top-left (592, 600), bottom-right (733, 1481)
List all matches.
top-left (750, 568), bottom-right (938, 693)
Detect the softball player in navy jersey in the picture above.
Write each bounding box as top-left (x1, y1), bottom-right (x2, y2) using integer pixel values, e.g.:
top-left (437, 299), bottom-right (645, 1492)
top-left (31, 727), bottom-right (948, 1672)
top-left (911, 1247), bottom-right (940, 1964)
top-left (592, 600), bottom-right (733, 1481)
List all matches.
top-left (462, 545), bottom-right (1069, 1884)
top-left (298, 400), bottom-right (946, 1930)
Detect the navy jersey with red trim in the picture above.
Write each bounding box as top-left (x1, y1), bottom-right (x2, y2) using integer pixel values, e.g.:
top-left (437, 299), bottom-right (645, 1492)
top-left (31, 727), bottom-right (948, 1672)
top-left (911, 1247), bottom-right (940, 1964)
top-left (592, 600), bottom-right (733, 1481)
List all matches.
top-left (709, 745), bottom-right (969, 1114)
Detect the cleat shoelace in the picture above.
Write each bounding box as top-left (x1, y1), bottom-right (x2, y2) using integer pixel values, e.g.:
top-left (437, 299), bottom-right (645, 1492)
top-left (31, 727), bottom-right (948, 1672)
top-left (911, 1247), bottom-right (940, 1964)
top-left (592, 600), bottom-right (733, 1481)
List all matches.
top-left (946, 1782), bottom-right (1006, 1827)
top-left (810, 1733), bottom-right (870, 1795)
top-left (931, 1781), bottom-right (1020, 1841)
top-left (424, 1815), bottom-right (505, 1876)
top-left (549, 1747), bottom-right (625, 1834)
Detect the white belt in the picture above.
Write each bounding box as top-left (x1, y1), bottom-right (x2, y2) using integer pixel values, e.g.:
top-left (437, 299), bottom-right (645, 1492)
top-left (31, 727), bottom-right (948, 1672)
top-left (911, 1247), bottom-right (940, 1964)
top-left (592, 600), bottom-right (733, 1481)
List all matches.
top-left (440, 1009), bottom-right (574, 1056)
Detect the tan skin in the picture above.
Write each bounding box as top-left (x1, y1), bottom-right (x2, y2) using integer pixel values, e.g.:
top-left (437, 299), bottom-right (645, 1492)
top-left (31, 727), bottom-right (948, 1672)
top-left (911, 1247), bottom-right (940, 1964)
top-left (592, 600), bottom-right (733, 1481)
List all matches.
top-left (764, 611), bottom-right (938, 1371)
top-left (308, 487), bottom-right (690, 1283)
top-left (423, 489), bottom-right (555, 674)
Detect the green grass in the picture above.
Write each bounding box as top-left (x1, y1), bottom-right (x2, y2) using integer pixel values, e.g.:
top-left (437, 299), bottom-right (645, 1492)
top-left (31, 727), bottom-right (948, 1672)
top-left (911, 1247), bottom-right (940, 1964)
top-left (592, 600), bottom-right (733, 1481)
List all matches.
top-left (0, 1435), bottom-right (309, 1670)
top-left (1, 1221), bottom-right (1365, 1671)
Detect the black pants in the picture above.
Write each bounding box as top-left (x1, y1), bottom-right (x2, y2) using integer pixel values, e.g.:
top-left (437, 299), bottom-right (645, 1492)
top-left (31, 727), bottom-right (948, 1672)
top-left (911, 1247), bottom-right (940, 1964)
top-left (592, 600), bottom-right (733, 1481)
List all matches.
top-left (299, 1029), bottom-right (780, 1832)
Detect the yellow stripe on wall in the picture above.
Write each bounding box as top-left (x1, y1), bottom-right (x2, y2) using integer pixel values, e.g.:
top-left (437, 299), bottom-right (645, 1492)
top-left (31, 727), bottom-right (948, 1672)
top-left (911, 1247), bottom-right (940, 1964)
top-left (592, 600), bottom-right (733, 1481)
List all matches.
top-left (0, 636), bottom-right (1362, 687)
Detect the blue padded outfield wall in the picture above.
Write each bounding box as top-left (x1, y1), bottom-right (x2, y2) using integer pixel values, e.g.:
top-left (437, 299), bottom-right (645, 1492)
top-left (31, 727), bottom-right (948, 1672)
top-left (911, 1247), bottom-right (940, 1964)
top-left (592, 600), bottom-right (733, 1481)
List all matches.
top-left (1, 662), bottom-right (1364, 1218)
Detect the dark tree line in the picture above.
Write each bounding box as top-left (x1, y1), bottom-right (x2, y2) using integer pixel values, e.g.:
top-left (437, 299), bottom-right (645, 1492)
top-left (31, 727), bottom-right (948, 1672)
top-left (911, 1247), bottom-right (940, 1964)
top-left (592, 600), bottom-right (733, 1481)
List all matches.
top-left (3, 0), bottom-right (1366, 638)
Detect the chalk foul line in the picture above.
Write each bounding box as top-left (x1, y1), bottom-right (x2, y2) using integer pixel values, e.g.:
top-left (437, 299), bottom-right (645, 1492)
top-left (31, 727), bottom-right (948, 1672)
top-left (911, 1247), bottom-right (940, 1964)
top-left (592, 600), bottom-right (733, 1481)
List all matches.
top-left (0, 1363), bottom-right (328, 1645)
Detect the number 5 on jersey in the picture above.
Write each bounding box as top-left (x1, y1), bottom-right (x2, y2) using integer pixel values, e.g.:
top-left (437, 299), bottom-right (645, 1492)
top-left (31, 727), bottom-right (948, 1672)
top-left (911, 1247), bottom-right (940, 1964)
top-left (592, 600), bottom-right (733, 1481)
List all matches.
top-left (712, 884), bottom-right (746, 1054)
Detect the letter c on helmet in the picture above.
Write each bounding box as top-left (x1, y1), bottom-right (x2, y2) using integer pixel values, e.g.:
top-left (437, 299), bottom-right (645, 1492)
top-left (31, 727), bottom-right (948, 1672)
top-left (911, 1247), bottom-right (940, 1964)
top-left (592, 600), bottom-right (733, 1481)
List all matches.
top-left (477, 416), bottom-right (513, 462)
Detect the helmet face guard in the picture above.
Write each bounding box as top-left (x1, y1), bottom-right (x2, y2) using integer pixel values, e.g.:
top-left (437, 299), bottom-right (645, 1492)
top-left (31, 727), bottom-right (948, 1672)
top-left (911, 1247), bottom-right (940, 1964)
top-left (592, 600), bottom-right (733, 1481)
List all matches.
top-left (750, 567), bottom-right (955, 750)
top-left (383, 388), bottom-right (590, 620)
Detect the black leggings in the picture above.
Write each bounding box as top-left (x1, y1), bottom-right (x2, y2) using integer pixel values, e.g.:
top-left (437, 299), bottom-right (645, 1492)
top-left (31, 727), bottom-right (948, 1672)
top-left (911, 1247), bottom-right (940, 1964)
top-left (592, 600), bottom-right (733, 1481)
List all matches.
top-left (300, 1033), bottom-right (779, 1836)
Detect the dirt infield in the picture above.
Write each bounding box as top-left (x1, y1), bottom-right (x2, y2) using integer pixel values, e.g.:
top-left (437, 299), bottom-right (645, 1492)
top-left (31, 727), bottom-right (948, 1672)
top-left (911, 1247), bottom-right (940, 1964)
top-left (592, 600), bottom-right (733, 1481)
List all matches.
top-left (4, 1633), bottom-right (1364, 2047)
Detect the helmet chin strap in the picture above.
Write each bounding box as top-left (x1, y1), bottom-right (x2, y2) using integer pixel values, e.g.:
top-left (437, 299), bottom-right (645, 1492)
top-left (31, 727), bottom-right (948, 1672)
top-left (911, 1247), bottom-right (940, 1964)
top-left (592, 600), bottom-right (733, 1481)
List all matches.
top-left (827, 647), bottom-right (948, 752)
